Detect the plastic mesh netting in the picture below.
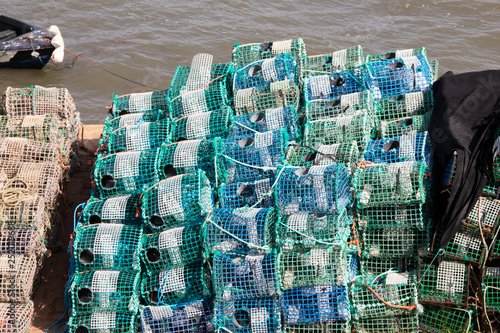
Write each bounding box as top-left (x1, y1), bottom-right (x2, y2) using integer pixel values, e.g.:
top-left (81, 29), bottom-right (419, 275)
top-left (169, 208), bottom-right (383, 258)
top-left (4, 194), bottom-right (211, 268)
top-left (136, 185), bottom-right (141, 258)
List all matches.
top-left (73, 224), bottom-right (142, 272)
top-left (275, 164), bottom-right (350, 215)
top-left (443, 227), bottom-right (485, 266)
top-left (483, 267), bottom-right (500, 312)
top-left (0, 114), bottom-right (60, 143)
top-left (67, 312), bottom-right (137, 333)
top-left (104, 111), bottom-right (166, 137)
top-left (483, 179), bottom-right (500, 199)
top-left (0, 253), bottom-right (37, 302)
top-left (213, 251), bottom-right (278, 301)
top-left (354, 161), bottom-right (428, 209)
top-left (463, 196), bottom-right (500, 236)
top-left (111, 89), bottom-right (169, 117)
top-left (281, 285), bottom-right (351, 324)
top-left (169, 85), bottom-right (229, 120)
top-left (420, 305), bottom-right (472, 332)
top-left (204, 208), bottom-right (277, 254)
top-left (218, 177), bottom-right (275, 209)
top-left (232, 38), bottom-right (306, 68)
top-left (378, 112), bottom-right (431, 139)
top-left (362, 227), bottom-right (428, 259)
top-left (301, 45), bottom-right (364, 79)
top-left (0, 137), bottom-right (61, 163)
top-left (141, 224), bottom-right (203, 273)
top-left (0, 229), bottom-right (41, 256)
top-left (141, 171), bottom-right (213, 232)
top-left (170, 108), bottom-right (232, 141)
top-left (0, 301), bottom-right (34, 333)
top-left (70, 270), bottom-right (141, 314)
top-left (374, 90), bottom-right (433, 122)
top-left (0, 194), bottom-right (45, 231)
top-left (141, 263), bottom-right (210, 306)
top-left (353, 313), bottom-right (419, 333)
top-left (357, 204), bottom-right (429, 231)
top-left (140, 299), bottom-right (214, 333)
top-left (82, 194), bottom-right (142, 225)
top-left (366, 48), bottom-right (427, 63)
top-left (360, 257), bottom-right (418, 277)
top-left (284, 322), bottom-right (351, 333)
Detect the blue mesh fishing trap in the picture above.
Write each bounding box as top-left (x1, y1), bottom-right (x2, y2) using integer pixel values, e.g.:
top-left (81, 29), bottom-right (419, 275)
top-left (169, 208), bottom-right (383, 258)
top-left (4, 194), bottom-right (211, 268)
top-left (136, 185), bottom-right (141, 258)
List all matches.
top-left (204, 208), bottom-right (277, 255)
top-left (140, 299), bottom-right (214, 333)
top-left (274, 164), bottom-right (351, 215)
top-left (281, 285), bottom-right (351, 325)
top-left (232, 105), bottom-right (301, 142)
top-left (112, 89), bottom-right (170, 117)
top-left (232, 38), bottom-right (306, 68)
top-left (73, 224), bottom-right (142, 272)
top-left (218, 177), bottom-right (275, 210)
top-left (214, 297), bottom-right (281, 333)
top-left (67, 312), bottom-right (137, 333)
top-left (169, 85), bottom-right (230, 120)
top-left (141, 171), bottom-right (213, 232)
top-left (170, 107), bottom-right (233, 142)
top-left (213, 251), bottom-right (279, 302)
top-left (81, 194), bottom-right (142, 226)
top-left (216, 129), bottom-right (289, 183)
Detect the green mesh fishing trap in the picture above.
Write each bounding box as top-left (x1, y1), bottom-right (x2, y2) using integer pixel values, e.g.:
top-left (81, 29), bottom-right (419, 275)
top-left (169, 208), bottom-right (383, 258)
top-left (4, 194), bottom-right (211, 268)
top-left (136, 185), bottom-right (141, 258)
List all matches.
top-left (274, 164), bottom-right (351, 215)
top-left (232, 105), bottom-right (301, 142)
top-left (170, 108), bottom-right (232, 142)
top-left (204, 207), bottom-right (277, 254)
top-left (70, 270), bottom-right (141, 314)
top-left (420, 305), bottom-right (472, 333)
top-left (233, 80), bottom-right (300, 116)
top-left (93, 150), bottom-right (157, 198)
top-left (374, 90), bottom-right (433, 122)
top-left (0, 300), bottom-right (34, 333)
top-left (218, 178), bottom-right (275, 210)
top-left (67, 312), bottom-right (137, 333)
top-left (101, 119), bottom-right (171, 155)
top-left (360, 257), bottom-right (419, 277)
top-left (418, 260), bottom-right (469, 306)
top-left (303, 110), bottom-right (375, 150)
top-left (141, 224), bottom-right (203, 273)
top-left (82, 194), bottom-right (142, 225)
top-left (0, 137), bottom-right (61, 163)
top-left (353, 313), bottom-right (419, 333)
top-left (357, 204), bottom-right (429, 231)
top-left (232, 38), bottom-right (306, 68)
top-left (0, 253), bottom-right (37, 302)
top-left (354, 161), bottom-right (428, 209)
top-left (304, 90), bottom-right (375, 123)
top-left (483, 179), bottom-right (500, 199)
top-left (284, 321), bottom-right (351, 333)
top-left (443, 227), bottom-right (486, 266)
top-left (301, 45), bottom-right (364, 80)
top-left (490, 237), bottom-right (500, 259)
top-left (430, 59), bottom-right (439, 82)
top-left (214, 297), bottom-right (281, 333)
top-left (215, 129), bottom-right (289, 183)
top-left (111, 89), bottom-right (170, 117)
top-left (155, 139), bottom-right (216, 184)
top-left (140, 299), bottom-right (214, 333)
top-left (104, 111), bottom-right (166, 137)
top-left (170, 53), bottom-right (233, 97)
top-left (350, 274), bottom-right (419, 320)
top-left (378, 112), bottom-right (432, 139)
top-left (141, 171), bottom-right (212, 232)
top-left (462, 196), bottom-right (500, 236)
top-left (286, 141), bottom-right (360, 174)
top-left (141, 263), bottom-right (211, 306)
top-left (169, 85), bottom-right (230, 120)
top-left (213, 251), bottom-right (279, 302)
top-left (73, 224), bottom-right (142, 272)
top-left (361, 227), bottom-right (429, 259)
top-left (276, 209), bottom-right (351, 251)
top-left (483, 267), bottom-right (500, 312)
top-left (366, 47), bottom-right (427, 63)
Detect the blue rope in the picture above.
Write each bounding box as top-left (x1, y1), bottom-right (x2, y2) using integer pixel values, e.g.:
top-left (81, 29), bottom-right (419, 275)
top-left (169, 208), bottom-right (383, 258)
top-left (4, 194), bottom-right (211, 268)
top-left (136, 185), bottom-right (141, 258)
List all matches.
top-left (157, 267), bottom-right (173, 306)
top-left (44, 304), bottom-right (68, 333)
top-left (73, 202), bottom-right (86, 232)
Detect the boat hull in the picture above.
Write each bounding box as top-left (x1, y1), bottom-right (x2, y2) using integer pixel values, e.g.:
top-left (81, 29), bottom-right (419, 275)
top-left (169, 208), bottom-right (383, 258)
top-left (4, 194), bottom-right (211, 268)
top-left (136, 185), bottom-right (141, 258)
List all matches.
top-left (0, 47), bottom-right (53, 69)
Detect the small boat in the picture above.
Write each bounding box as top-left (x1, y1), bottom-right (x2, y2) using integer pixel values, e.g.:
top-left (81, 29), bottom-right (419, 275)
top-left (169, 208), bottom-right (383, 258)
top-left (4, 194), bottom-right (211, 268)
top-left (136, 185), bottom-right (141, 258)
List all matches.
top-left (0, 15), bottom-right (64, 69)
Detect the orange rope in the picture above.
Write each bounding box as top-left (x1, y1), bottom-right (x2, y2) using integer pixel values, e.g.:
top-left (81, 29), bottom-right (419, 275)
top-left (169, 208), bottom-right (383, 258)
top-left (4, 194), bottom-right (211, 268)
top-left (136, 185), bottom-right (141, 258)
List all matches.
top-left (352, 280), bottom-right (418, 312)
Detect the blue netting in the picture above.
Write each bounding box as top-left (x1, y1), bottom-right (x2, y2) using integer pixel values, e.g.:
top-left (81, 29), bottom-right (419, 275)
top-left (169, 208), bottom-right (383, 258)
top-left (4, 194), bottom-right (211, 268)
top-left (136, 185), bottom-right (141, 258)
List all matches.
top-left (274, 164), bottom-right (351, 215)
top-left (112, 89), bottom-right (170, 117)
top-left (213, 251), bottom-right (279, 302)
top-left (204, 208), bottom-right (277, 255)
top-left (67, 312), bottom-right (137, 333)
top-left (81, 194), bottom-right (142, 225)
top-left (281, 285), bottom-right (351, 325)
top-left (170, 107), bottom-right (233, 142)
top-left (216, 129), bottom-right (289, 183)
top-left (214, 297), bottom-right (281, 333)
top-left (169, 85), bottom-right (230, 120)
top-left (218, 177), bottom-right (275, 209)
top-left (140, 299), bottom-right (214, 333)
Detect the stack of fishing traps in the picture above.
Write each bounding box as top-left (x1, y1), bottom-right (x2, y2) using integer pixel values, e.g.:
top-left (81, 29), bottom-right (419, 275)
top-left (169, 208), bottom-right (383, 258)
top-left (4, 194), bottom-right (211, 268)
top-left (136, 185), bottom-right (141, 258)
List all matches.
top-left (0, 85), bottom-right (80, 332)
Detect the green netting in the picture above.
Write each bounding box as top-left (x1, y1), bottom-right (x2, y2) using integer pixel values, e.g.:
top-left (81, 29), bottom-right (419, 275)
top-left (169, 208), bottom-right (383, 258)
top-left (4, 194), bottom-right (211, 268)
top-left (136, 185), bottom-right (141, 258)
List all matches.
top-left (353, 313), bottom-right (419, 333)
top-left (73, 224), bottom-right (142, 272)
top-left (360, 257), bottom-right (418, 277)
top-left (483, 178), bottom-right (500, 199)
top-left (362, 227), bottom-right (429, 259)
top-left (70, 270), bottom-right (141, 314)
top-left (284, 321), bottom-right (351, 333)
top-left (111, 89), bottom-right (169, 117)
top-left (374, 90), bottom-right (433, 122)
top-left (103, 111), bottom-right (166, 137)
top-left (169, 85), bottom-right (230, 120)
top-left (232, 38), bottom-right (306, 68)
top-left (213, 251), bottom-right (279, 301)
top-left (420, 305), bottom-right (472, 333)
top-left (418, 260), bottom-right (469, 306)
top-left (82, 194), bottom-right (142, 225)
top-left (0, 253), bottom-right (37, 302)
top-left (141, 224), bottom-right (203, 273)
top-left (101, 119), bottom-right (171, 154)
top-left (483, 267), bottom-right (500, 312)
top-left (366, 47), bottom-right (427, 63)
top-left (141, 171), bottom-right (213, 232)
top-left (0, 301), bottom-right (34, 333)
top-left (171, 108), bottom-right (232, 142)
top-left (155, 139), bottom-right (216, 184)
top-left (67, 312), bottom-right (137, 333)
top-left (286, 141), bottom-right (360, 174)
top-left (490, 236), bottom-right (500, 260)
top-left (354, 161), bottom-right (428, 209)
top-left (494, 129), bottom-right (500, 182)
top-left (0, 137), bottom-right (61, 163)
top-left (304, 110), bottom-right (375, 150)
top-left (204, 207), bottom-right (277, 254)
top-left (358, 204), bottom-right (429, 231)
top-left (430, 59), bottom-right (439, 82)
top-left (350, 274), bottom-right (419, 320)
top-left (234, 80), bottom-right (300, 116)
top-left (379, 112), bottom-right (432, 139)
top-left (443, 227), bottom-right (485, 266)
top-left (141, 263), bottom-right (210, 306)
top-left (301, 45), bottom-right (364, 79)
top-left (93, 150), bottom-right (157, 198)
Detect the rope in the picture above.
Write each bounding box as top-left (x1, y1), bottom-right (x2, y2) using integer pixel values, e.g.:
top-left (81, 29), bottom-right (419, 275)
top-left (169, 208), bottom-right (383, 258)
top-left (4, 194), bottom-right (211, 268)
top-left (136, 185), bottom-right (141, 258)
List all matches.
top-left (277, 220), bottom-right (340, 247)
top-left (0, 178), bottom-right (37, 236)
top-left (169, 75), bottom-right (226, 105)
top-left (248, 163), bottom-right (288, 209)
top-left (233, 121), bottom-right (259, 134)
top-left (351, 280), bottom-right (418, 312)
top-left (418, 248), bottom-right (446, 285)
top-left (220, 154), bottom-right (276, 172)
